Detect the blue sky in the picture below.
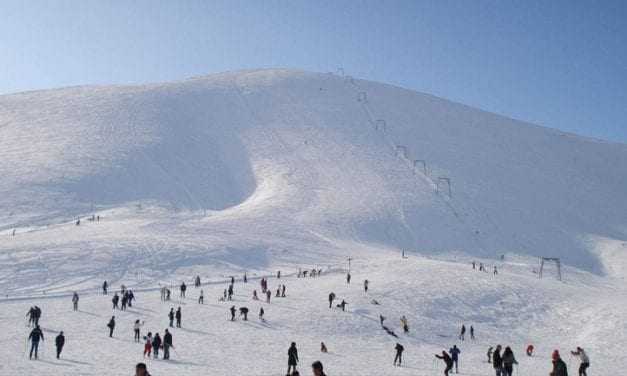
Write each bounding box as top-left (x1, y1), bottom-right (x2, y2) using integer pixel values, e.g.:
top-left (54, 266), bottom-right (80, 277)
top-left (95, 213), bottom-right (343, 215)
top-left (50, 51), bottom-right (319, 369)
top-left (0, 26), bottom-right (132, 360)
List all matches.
top-left (2, 0), bottom-right (626, 142)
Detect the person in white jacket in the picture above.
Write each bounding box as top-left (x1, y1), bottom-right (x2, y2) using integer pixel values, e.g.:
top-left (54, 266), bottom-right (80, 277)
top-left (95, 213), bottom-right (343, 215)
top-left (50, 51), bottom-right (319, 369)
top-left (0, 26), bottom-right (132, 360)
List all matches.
top-left (133, 319), bottom-right (144, 342)
top-left (571, 347), bottom-right (590, 376)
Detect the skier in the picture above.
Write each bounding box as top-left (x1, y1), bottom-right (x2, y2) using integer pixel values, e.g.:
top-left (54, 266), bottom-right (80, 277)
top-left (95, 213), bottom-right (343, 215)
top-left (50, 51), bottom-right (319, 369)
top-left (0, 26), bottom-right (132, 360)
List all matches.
top-left (435, 350), bottom-right (454, 376)
top-left (311, 360), bottom-right (326, 376)
top-left (346, 272), bottom-right (351, 284)
top-left (502, 346), bottom-right (518, 376)
top-left (230, 305), bottom-right (236, 321)
top-left (134, 319), bottom-right (144, 342)
top-left (168, 308), bottom-right (174, 327)
top-left (143, 332), bottom-right (153, 358)
top-left (320, 342), bottom-right (328, 353)
top-left (449, 345), bottom-right (461, 373)
top-left (328, 292), bottom-right (336, 308)
top-left (287, 342), bottom-right (299, 375)
top-left (107, 316), bottom-right (116, 337)
top-left (163, 329), bottom-right (173, 360)
top-left (459, 324), bottom-right (466, 341)
top-left (152, 333), bottom-right (161, 359)
top-left (571, 347), bottom-right (590, 376)
top-left (526, 344), bottom-right (534, 357)
top-left (28, 325), bottom-right (44, 359)
top-left (470, 325), bottom-right (475, 340)
top-left (198, 289), bottom-right (204, 304)
top-left (493, 345), bottom-right (503, 376)
top-left (175, 307), bottom-right (182, 328)
top-left (135, 362), bottom-right (151, 376)
top-left (239, 307), bottom-right (249, 320)
top-left (550, 350), bottom-right (568, 376)
top-left (487, 346), bottom-right (493, 363)
top-left (180, 282), bottom-right (186, 298)
top-left (400, 315), bottom-right (409, 333)
top-left (364, 279), bottom-right (369, 293)
top-left (266, 289), bottom-right (272, 303)
top-left (393, 343), bottom-right (404, 366)
top-left (112, 292), bottom-right (119, 310)
top-left (259, 307), bottom-right (265, 321)
top-left (72, 292), bottom-right (79, 311)
top-left (55, 331), bottom-right (65, 359)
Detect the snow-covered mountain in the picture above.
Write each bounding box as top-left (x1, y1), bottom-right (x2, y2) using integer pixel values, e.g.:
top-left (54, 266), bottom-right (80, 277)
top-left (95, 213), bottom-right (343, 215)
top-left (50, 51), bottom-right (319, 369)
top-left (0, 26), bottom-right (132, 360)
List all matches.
top-left (1, 69), bottom-right (625, 289)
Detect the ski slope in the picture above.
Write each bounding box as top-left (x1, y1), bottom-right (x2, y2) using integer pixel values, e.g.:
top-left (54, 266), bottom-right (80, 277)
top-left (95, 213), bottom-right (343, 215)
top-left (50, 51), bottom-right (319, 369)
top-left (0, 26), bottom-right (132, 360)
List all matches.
top-left (1, 69), bottom-right (626, 374)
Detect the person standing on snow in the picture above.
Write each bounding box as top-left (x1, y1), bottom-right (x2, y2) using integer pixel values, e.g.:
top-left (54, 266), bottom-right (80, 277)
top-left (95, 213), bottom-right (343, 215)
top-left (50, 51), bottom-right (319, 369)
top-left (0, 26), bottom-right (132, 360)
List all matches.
top-left (346, 273), bottom-right (351, 284)
top-left (487, 346), bottom-right (494, 363)
top-left (435, 350), bottom-right (454, 376)
top-left (102, 280), bottom-right (108, 295)
top-left (328, 292), bottom-right (336, 308)
top-left (72, 292), bottom-right (79, 311)
top-left (230, 305), bottom-right (236, 321)
top-left (198, 289), bottom-right (204, 304)
top-left (163, 329), bottom-right (173, 360)
top-left (180, 282), bottom-right (186, 298)
top-left (393, 343), bottom-right (404, 366)
top-left (364, 279), bottom-right (369, 293)
top-left (550, 350), bottom-right (568, 376)
top-left (459, 324), bottom-right (466, 341)
top-left (449, 345), bottom-right (461, 373)
top-left (400, 316), bottom-right (409, 333)
top-left (287, 342), bottom-right (299, 375)
top-left (107, 316), bottom-right (116, 337)
top-left (112, 292), bottom-right (119, 310)
top-left (28, 325), bottom-right (44, 359)
top-left (143, 332), bottom-right (153, 358)
top-left (526, 344), bottom-right (534, 357)
top-left (259, 307), bottom-right (265, 321)
top-left (168, 308), bottom-right (174, 327)
top-left (239, 307), bottom-right (249, 320)
top-left (470, 325), bottom-right (475, 340)
top-left (502, 346), bottom-right (518, 376)
top-left (133, 319), bottom-right (144, 342)
top-left (492, 345), bottom-right (503, 376)
top-left (55, 331), bottom-right (65, 359)
top-left (266, 289), bottom-right (271, 303)
top-left (151, 333), bottom-right (161, 359)
top-left (175, 307), bottom-right (182, 328)
top-left (571, 347), bottom-right (590, 376)
top-left (311, 360), bottom-right (326, 376)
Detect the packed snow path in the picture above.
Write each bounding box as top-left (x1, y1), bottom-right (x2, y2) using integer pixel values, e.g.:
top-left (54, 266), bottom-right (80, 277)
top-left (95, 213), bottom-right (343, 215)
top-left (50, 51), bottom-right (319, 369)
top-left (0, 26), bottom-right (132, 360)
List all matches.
top-left (2, 250), bottom-right (626, 375)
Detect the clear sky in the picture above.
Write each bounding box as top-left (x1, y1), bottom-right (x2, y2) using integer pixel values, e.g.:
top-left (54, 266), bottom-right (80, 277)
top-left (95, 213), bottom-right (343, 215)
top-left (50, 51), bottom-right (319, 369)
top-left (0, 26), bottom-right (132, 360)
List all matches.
top-left (2, 0), bottom-right (626, 143)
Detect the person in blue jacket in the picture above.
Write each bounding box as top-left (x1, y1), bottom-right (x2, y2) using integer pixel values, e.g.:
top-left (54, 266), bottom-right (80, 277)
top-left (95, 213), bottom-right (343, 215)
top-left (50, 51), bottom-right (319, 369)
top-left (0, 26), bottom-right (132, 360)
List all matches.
top-left (449, 345), bottom-right (461, 373)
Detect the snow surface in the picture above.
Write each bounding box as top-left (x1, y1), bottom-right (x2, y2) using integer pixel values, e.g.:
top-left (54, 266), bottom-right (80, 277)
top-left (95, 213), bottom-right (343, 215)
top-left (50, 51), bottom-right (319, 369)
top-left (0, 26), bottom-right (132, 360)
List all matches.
top-left (1, 69), bottom-right (626, 374)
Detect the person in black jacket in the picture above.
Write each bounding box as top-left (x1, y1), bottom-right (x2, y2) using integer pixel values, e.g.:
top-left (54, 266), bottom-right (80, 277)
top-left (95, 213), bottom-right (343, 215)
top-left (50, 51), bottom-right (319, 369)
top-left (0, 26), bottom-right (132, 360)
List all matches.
top-left (393, 343), bottom-right (404, 366)
top-left (152, 333), bottom-right (162, 359)
top-left (311, 360), bottom-right (326, 376)
top-left (550, 350), bottom-right (568, 376)
top-left (28, 325), bottom-right (44, 359)
top-left (135, 362), bottom-right (151, 376)
top-left (435, 350), bottom-right (454, 376)
top-left (175, 307), bottom-right (182, 328)
top-left (107, 316), bottom-right (116, 337)
top-left (493, 345), bottom-right (503, 376)
top-left (163, 329), bottom-right (173, 360)
top-left (55, 331), bottom-right (65, 359)
top-left (168, 308), bottom-right (175, 327)
top-left (287, 342), bottom-right (298, 375)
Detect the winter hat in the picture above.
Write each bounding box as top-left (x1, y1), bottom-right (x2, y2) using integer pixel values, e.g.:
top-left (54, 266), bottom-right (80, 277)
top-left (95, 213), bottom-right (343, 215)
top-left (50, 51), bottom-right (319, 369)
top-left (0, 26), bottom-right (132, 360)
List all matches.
top-left (552, 350), bottom-right (560, 360)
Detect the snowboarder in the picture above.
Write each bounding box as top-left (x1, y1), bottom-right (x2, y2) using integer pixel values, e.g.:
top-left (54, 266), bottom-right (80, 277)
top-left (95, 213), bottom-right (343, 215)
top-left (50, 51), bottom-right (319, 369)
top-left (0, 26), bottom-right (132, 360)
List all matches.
top-left (143, 332), bottom-right (153, 358)
top-left (393, 343), bottom-right (404, 366)
top-left (459, 324), bottom-right (466, 341)
top-left (487, 346), bottom-right (494, 363)
top-left (107, 316), bottom-right (116, 337)
top-left (311, 360), bottom-right (326, 376)
top-left (175, 307), bottom-right (182, 328)
top-left (320, 342), bottom-right (328, 353)
top-left (259, 307), bottom-right (265, 321)
top-left (287, 342), bottom-right (299, 375)
top-left (449, 345), bottom-right (461, 373)
top-left (493, 345), bottom-right (503, 376)
top-left (72, 292), bottom-right (79, 311)
top-left (526, 344), bottom-right (534, 357)
top-left (551, 350), bottom-right (568, 376)
top-left (163, 329), bottom-right (173, 360)
top-left (328, 292), bottom-right (336, 308)
top-left (239, 306), bottom-right (249, 320)
top-left (400, 315), bottom-right (409, 333)
top-left (168, 308), bottom-right (174, 327)
top-left (180, 282), bottom-right (186, 298)
top-left (230, 305), bottom-right (236, 321)
top-left (571, 347), bottom-right (590, 376)
top-left (152, 333), bottom-right (161, 359)
top-left (112, 293), bottom-right (119, 310)
top-left (364, 279), bottom-right (369, 292)
top-left (502, 346), bottom-right (518, 376)
top-left (28, 325), bottom-right (44, 359)
top-left (55, 331), bottom-right (65, 359)
top-left (470, 325), bottom-right (475, 340)
top-left (134, 319), bottom-right (144, 342)
top-left (135, 362), bottom-right (151, 376)
top-left (435, 350), bottom-right (454, 376)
